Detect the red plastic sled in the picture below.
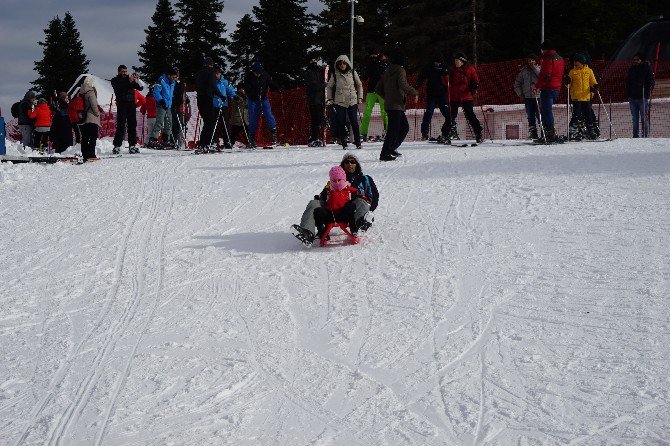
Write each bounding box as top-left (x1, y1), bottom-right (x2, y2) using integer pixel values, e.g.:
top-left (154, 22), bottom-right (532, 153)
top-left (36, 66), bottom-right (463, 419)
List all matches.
top-left (320, 222), bottom-right (361, 247)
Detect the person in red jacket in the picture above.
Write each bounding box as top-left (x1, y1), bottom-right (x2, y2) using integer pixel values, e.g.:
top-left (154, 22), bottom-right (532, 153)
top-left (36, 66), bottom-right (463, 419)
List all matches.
top-left (140, 90), bottom-right (157, 140)
top-left (28, 98), bottom-right (53, 152)
top-left (313, 166), bottom-right (361, 239)
top-left (532, 41), bottom-right (565, 142)
top-left (448, 52), bottom-right (483, 143)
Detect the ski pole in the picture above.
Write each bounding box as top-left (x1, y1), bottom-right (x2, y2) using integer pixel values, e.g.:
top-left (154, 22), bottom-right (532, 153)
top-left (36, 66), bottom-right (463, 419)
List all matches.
top-left (641, 87), bottom-right (647, 138)
top-left (596, 90), bottom-right (616, 140)
top-left (175, 112), bottom-right (188, 150)
top-left (237, 106), bottom-right (251, 147)
top-left (477, 101), bottom-right (493, 142)
top-left (535, 93), bottom-right (546, 142)
top-left (210, 108), bottom-right (222, 148)
top-left (221, 106), bottom-right (232, 148)
top-left (193, 111), bottom-right (200, 147)
top-left (565, 84), bottom-right (570, 141)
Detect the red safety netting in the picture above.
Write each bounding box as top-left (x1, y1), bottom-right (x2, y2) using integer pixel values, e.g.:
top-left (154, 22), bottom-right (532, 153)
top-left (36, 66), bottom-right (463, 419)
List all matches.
top-left (5, 58), bottom-right (669, 146)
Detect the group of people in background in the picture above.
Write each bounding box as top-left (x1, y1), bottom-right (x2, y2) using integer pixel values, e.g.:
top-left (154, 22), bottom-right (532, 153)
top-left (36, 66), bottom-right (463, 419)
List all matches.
top-left (513, 43), bottom-right (655, 142)
top-left (9, 44), bottom-right (657, 161)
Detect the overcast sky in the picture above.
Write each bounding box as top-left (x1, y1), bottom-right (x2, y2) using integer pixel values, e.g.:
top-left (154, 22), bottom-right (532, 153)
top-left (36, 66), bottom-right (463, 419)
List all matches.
top-left (0, 0), bottom-right (323, 117)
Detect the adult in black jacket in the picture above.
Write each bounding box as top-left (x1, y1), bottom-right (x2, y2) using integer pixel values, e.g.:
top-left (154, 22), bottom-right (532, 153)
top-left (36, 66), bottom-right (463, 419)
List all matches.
top-left (625, 53), bottom-right (655, 138)
top-left (171, 78), bottom-right (186, 145)
top-left (111, 65), bottom-right (144, 153)
top-left (360, 51), bottom-right (389, 140)
top-left (416, 53), bottom-right (452, 141)
top-left (17, 91), bottom-right (37, 148)
top-left (51, 92), bottom-right (73, 153)
top-left (245, 61), bottom-right (280, 146)
top-left (305, 57), bottom-right (326, 146)
top-left (195, 57), bottom-right (226, 151)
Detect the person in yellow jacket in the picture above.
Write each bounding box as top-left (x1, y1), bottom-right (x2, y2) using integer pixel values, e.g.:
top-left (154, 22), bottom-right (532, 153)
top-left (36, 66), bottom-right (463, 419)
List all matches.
top-left (566, 54), bottom-right (598, 140)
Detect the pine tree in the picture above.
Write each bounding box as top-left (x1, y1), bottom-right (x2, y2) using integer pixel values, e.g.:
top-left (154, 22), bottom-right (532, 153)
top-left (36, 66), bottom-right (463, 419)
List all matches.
top-left (175, 0), bottom-right (229, 82)
top-left (390, 0), bottom-right (474, 70)
top-left (60, 13), bottom-right (90, 85)
top-left (32, 13), bottom-right (90, 98)
top-left (228, 14), bottom-right (260, 85)
top-left (32, 16), bottom-right (66, 98)
top-left (315, 0), bottom-right (402, 71)
top-left (137, 0), bottom-right (181, 83)
top-left (251, 0), bottom-right (313, 87)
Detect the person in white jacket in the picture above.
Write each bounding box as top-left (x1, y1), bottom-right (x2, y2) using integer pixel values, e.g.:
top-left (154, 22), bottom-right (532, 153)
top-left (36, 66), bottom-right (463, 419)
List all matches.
top-left (326, 55), bottom-right (364, 150)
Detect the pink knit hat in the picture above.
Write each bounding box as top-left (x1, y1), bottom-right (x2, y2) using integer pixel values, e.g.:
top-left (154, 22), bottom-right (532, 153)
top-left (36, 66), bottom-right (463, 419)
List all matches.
top-left (329, 166), bottom-right (347, 191)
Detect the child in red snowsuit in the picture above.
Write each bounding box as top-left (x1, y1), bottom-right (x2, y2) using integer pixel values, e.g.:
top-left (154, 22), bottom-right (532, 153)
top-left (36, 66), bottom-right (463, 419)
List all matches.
top-left (314, 166), bottom-right (361, 237)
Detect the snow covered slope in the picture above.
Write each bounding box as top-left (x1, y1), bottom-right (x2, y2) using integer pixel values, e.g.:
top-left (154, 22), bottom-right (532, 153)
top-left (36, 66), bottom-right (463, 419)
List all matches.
top-left (1, 139), bottom-right (669, 445)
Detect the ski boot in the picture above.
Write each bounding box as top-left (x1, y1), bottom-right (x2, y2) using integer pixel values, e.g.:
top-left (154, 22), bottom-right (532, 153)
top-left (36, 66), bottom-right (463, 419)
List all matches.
top-left (568, 124), bottom-right (580, 141)
top-left (355, 211), bottom-right (374, 233)
top-left (291, 224), bottom-right (316, 246)
top-left (475, 132), bottom-right (484, 144)
top-left (112, 146), bottom-right (121, 155)
top-left (146, 137), bottom-right (161, 149)
top-left (270, 128), bottom-right (278, 146)
top-left (585, 124), bottom-right (598, 140)
top-left (160, 139), bottom-right (176, 150)
top-left (129, 145), bottom-right (140, 154)
top-left (436, 134), bottom-right (451, 145)
top-left (528, 125), bottom-right (538, 140)
top-left (448, 124), bottom-right (460, 140)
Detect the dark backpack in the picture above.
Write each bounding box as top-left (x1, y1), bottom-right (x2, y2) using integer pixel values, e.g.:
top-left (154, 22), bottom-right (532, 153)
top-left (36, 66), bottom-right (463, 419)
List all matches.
top-left (68, 95), bottom-right (85, 124)
top-left (11, 102), bottom-right (20, 118)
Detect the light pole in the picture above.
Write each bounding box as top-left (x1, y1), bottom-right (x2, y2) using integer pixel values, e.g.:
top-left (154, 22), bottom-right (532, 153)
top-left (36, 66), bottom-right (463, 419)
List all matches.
top-left (350, 0), bottom-right (355, 68)
top-left (540, 0), bottom-right (545, 43)
top-left (349, 0), bottom-right (363, 69)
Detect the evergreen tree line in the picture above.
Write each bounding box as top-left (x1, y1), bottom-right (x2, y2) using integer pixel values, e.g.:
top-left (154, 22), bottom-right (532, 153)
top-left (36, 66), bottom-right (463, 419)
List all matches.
top-left (138, 0), bottom-right (664, 86)
top-left (31, 0), bottom-right (665, 99)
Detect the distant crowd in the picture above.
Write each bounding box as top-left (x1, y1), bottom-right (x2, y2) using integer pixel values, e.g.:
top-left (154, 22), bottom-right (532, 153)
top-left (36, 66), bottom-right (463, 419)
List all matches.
top-left (7, 44), bottom-right (657, 162)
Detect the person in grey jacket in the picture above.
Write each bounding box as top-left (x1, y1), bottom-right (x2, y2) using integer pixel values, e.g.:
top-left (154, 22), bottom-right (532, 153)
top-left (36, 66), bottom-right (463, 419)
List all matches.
top-left (326, 55), bottom-right (364, 150)
top-left (375, 50), bottom-right (418, 161)
top-left (79, 76), bottom-right (101, 162)
top-left (514, 55), bottom-right (541, 139)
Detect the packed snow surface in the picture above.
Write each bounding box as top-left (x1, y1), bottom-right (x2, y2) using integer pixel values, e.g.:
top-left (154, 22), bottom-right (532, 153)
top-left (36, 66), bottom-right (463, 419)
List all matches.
top-left (1, 138), bottom-right (669, 445)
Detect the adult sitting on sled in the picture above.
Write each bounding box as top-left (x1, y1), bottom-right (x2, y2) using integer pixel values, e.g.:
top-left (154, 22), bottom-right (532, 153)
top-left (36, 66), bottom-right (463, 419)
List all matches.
top-left (292, 153), bottom-right (378, 245)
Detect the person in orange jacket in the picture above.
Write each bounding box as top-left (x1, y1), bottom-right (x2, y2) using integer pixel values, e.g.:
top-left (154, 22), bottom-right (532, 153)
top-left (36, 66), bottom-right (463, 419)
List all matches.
top-left (28, 98), bottom-right (53, 152)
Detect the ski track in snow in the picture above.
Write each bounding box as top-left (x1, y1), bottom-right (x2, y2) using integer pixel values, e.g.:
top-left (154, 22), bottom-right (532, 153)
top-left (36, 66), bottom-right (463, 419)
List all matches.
top-left (1, 139), bottom-right (670, 445)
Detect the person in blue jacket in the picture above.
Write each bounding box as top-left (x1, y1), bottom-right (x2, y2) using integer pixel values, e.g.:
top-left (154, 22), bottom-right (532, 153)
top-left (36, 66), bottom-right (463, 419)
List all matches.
top-left (213, 66), bottom-right (236, 149)
top-left (244, 61), bottom-right (280, 147)
top-left (147, 67), bottom-right (179, 148)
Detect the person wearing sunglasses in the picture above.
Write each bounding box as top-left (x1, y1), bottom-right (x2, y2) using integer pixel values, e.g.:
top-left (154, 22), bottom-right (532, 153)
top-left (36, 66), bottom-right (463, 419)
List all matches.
top-left (625, 53), bottom-right (655, 138)
top-left (292, 153), bottom-right (379, 245)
